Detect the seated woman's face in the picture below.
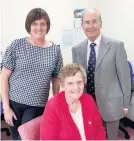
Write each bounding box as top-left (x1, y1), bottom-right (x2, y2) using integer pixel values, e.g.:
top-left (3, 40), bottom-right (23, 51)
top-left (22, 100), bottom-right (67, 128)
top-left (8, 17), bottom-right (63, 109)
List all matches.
top-left (63, 72), bottom-right (85, 100)
top-left (30, 18), bottom-right (47, 40)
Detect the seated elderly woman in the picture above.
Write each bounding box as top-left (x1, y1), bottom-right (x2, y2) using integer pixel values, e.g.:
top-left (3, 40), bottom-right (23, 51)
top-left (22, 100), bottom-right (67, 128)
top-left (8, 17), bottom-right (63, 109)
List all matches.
top-left (40, 63), bottom-right (106, 140)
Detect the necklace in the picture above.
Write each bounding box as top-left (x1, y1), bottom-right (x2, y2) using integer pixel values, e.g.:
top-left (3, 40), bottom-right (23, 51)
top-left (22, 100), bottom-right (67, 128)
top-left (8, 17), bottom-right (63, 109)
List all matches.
top-left (69, 100), bottom-right (80, 114)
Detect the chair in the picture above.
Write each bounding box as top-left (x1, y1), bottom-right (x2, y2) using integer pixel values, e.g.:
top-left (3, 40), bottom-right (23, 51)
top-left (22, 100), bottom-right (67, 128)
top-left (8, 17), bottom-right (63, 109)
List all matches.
top-left (1, 101), bottom-right (11, 136)
top-left (119, 61), bottom-right (134, 139)
top-left (18, 116), bottom-right (41, 140)
top-left (125, 61), bottom-right (134, 127)
top-left (126, 91), bottom-right (134, 128)
top-left (123, 61), bottom-right (134, 129)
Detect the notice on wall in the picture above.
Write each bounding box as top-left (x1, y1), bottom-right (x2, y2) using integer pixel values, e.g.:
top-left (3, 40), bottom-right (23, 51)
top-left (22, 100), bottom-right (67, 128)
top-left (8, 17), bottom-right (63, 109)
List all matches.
top-left (74, 9), bottom-right (84, 28)
top-left (61, 9), bottom-right (86, 46)
top-left (74, 28), bottom-right (86, 44)
top-left (61, 29), bottom-right (74, 46)
top-left (74, 9), bottom-right (86, 44)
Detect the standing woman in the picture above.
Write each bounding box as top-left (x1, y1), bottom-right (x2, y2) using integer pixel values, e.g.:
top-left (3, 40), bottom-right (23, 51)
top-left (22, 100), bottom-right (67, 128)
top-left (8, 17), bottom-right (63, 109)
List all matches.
top-left (1, 8), bottom-right (63, 140)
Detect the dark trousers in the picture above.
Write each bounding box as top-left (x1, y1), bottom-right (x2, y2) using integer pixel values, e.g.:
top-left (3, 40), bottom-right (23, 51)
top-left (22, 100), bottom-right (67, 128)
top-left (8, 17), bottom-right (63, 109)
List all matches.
top-left (9, 100), bottom-right (45, 140)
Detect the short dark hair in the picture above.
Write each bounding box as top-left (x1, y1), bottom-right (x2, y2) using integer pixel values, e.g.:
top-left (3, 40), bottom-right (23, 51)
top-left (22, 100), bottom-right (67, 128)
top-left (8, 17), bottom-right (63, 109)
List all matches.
top-left (25, 8), bottom-right (50, 34)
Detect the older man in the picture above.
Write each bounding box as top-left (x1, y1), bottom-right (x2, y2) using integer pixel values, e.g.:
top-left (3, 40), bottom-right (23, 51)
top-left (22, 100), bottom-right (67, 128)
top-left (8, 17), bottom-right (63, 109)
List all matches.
top-left (72, 8), bottom-right (131, 140)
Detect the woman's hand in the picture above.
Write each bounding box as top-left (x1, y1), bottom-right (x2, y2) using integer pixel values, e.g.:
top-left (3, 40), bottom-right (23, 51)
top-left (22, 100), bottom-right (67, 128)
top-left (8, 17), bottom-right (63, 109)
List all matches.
top-left (4, 107), bottom-right (17, 126)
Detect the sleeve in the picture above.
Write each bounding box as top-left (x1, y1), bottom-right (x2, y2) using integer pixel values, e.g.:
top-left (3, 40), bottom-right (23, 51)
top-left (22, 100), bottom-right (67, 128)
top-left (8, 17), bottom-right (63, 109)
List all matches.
top-left (52, 45), bottom-right (63, 77)
top-left (72, 47), bottom-right (77, 63)
top-left (115, 42), bottom-right (131, 109)
top-left (91, 98), bottom-right (106, 140)
top-left (2, 39), bottom-right (17, 71)
top-left (40, 101), bottom-right (60, 140)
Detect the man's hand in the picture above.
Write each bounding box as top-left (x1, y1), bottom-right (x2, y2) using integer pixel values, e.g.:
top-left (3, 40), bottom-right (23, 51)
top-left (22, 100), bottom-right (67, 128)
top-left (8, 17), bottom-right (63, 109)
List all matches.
top-left (123, 109), bottom-right (128, 117)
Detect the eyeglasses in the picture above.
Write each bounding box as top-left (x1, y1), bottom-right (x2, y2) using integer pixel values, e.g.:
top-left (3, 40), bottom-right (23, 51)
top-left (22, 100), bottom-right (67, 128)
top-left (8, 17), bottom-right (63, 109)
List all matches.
top-left (82, 20), bottom-right (101, 26)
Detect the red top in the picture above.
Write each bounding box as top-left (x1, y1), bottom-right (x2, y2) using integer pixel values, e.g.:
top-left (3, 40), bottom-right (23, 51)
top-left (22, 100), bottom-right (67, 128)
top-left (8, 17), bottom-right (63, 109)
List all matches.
top-left (40, 91), bottom-right (106, 140)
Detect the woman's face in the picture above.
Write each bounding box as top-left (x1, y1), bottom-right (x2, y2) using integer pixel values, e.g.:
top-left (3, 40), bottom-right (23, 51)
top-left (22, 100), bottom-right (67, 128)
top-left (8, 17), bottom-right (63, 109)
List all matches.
top-left (30, 18), bottom-right (48, 40)
top-left (62, 72), bottom-right (85, 101)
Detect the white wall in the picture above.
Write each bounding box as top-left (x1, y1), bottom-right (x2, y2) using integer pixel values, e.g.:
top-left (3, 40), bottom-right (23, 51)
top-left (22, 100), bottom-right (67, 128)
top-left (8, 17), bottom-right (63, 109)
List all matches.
top-left (2, 0), bottom-right (134, 67)
top-left (97, 0), bottom-right (134, 68)
top-left (0, 0), bottom-right (2, 52)
top-left (1, 0), bottom-right (97, 64)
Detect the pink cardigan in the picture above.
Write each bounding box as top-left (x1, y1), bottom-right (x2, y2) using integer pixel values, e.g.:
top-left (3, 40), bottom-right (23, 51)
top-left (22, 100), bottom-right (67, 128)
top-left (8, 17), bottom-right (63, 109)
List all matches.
top-left (40, 91), bottom-right (106, 140)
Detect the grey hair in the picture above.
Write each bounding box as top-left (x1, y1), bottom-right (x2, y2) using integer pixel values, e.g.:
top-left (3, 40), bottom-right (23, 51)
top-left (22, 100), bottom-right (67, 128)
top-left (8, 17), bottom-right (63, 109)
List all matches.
top-left (58, 63), bottom-right (87, 84)
top-left (81, 8), bottom-right (102, 23)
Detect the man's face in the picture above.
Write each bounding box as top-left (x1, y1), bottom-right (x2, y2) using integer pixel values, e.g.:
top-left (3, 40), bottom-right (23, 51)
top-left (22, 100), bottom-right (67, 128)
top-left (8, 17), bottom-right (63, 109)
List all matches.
top-left (82, 11), bottom-right (102, 42)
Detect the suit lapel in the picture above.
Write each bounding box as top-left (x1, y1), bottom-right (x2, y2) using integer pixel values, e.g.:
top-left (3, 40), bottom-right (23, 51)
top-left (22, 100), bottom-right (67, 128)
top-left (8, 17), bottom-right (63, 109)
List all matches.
top-left (96, 36), bottom-right (111, 69)
top-left (80, 39), bottom-right (88, 71)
